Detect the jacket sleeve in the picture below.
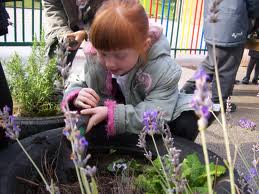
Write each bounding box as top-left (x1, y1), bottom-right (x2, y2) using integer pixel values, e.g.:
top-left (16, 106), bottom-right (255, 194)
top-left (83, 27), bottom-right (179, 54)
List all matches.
top-left (113, 58), bottom-right (182, 135)
top-left (61, 55), bottom-right (103, 111)
top-left (61, 78), bottom-right (87, 111)
top-left (42, 0), bottom-right (73, 50)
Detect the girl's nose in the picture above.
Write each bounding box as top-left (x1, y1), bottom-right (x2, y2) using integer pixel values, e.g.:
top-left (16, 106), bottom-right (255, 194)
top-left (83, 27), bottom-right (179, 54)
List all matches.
top-left (104, 57), bottom-right (115, 69)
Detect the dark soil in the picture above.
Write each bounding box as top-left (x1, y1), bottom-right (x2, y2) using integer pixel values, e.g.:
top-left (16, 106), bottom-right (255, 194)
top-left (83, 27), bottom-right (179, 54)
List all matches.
top-left (15, 147), bottom-right (145, 194)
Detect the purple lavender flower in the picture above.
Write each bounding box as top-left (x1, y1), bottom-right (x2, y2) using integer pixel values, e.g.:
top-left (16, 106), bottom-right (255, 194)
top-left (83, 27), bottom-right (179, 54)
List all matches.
top-left (73, 131), bottom-right (89, 155)
top-left (238, 118), bottom-right (256, 131)
top-left (191, 69), bottom-right (212, 128)
top-left (81, 165), bottom-right (97, 177)
top-left (244, 174), bottom-right (252, 183)
top-left (143, 110), bottom-right (160, 135)
top-left (137, 129), bottom-right (147, 148)
top-left (244, 167), bottom-right (258, 183)
top-left (63, 129), bottom-right (70, 138)
top-left (0, 106), bottom-right (21, 140)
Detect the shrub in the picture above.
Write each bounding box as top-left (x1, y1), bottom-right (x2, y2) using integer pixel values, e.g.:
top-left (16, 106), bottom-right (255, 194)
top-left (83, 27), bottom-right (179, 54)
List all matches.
top-left (5, 34), bottom-right (60, 117)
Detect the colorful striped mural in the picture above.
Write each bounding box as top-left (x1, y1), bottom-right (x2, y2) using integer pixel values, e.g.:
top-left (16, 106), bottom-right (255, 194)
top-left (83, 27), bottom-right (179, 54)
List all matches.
top-left (1, 0), bottom-right (207, 57)
top-left (141, 0), bottom-right (206, 57)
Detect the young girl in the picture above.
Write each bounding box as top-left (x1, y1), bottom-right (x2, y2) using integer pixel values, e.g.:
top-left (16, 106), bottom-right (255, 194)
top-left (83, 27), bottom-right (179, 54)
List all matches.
top-left (62, 0), bottom-right (201, 142)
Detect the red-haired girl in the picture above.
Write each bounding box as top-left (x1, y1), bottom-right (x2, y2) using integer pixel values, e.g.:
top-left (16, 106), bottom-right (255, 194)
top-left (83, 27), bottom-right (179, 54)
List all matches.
top-left (62, 0), bottom-right (206, 143)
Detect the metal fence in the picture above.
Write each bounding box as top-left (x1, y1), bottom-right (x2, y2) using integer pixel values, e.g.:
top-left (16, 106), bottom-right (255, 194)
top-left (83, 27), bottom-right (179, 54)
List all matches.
top-left (0, 0), bottom-right (207, 57)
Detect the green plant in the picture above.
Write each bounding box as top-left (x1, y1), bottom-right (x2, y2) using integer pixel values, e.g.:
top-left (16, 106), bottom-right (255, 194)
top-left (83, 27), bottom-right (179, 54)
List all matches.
top-left (5, 34), bottom-right (60, 117)
top-left (134, 153), bottom-right (226, 194)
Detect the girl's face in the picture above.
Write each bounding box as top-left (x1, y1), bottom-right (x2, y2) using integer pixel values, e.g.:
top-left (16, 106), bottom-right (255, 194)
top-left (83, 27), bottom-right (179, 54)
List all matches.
top-left (97, 48), bottom-right (139, 75)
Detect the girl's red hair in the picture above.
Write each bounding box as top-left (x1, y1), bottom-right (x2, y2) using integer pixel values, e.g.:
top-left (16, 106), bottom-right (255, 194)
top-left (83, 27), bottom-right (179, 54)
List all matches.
top-left (89, 0), bottom-right (149, 53)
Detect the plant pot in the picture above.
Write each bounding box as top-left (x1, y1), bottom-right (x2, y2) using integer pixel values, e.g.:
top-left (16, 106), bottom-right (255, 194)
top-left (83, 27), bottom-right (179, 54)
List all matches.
top-left (14, 115), bottom-right (65, 139)
top-left (0, 128), bottom-right (245, 194)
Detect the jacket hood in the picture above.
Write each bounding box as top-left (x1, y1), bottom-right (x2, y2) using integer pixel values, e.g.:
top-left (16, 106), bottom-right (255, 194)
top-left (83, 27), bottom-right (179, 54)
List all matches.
top-left (147, 34), bottom-right (171, 61)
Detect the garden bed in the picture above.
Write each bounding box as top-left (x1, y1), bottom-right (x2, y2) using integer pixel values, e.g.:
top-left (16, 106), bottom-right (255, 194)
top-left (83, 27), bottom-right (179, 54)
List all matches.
top-left (0, 127), bottom-right (242, 194)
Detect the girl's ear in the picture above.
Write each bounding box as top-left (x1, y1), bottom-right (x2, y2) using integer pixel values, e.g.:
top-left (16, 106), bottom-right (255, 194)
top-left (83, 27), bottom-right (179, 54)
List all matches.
top-left (143, 38), bottom-right (151, 52)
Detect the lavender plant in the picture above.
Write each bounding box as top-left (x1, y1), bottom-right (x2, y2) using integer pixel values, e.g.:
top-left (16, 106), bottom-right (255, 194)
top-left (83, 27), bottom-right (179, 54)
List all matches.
top-left (137, 110), bottom-right (187, 193)
top-left (191, 68), bottom-right (213, 194)
top-left (209, 0), bottom-right (236, 192)
top-left (0, 106), bottom-right (59, 194)
top-left (238, 118), bottom-right (257, 131)
top-left (62, 106), bottom-right (98, 194)
top-left (57, 38), bottom-right (98, 194)
top-left (237, 140), bottom-right (259, 193)
top-left (136, 110), bottom-right (227, 194)
top-left (226, 97), bottom-right (232, 122)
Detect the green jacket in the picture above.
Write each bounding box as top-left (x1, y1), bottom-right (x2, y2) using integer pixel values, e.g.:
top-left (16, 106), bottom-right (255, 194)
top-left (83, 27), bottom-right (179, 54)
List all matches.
top-left (63, 35), bottom-right (194, 135)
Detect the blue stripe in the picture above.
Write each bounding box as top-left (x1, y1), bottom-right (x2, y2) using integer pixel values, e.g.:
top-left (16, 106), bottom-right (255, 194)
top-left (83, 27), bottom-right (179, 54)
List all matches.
top-left (165, 0), bottom-right (171, 37)
top-left (160, 0), bottom-right (166, 25)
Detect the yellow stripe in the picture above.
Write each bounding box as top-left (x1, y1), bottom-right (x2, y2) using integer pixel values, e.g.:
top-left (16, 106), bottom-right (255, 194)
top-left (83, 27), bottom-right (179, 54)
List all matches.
top-left (179, 0), bottom-right (188, 52)
top-left (185, 0), bottom-right (195, 53)
top-left (143, 0), bottom-right (146, 10)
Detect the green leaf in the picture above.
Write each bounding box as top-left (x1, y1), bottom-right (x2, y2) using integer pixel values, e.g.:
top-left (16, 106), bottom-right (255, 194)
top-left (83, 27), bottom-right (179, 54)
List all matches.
top-left (182, 153), bottom-right (204, 186)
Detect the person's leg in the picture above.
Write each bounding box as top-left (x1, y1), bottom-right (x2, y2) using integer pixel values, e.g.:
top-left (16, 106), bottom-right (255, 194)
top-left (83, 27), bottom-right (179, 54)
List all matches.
top-left (210, 44), bottom-right (244, 103)
top-left (168, 111), bottom-right (199, 141)
top-left (242, 57), bottom-right (256, 84)
top-left (252, 59), bottom-right (259, 84)
top-left (180, 56), bottom-right (214, 94)
top-left (167, 110), bottom-right (215, 141)
top-left (0, 62), bottom-right (13, 149)
top-left (180, 48), bottom-right (214, 94)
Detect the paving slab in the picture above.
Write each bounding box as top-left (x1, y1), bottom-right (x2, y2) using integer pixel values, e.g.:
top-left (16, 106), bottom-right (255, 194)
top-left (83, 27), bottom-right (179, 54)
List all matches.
top-left (178, 61), bottom-right (259, 191)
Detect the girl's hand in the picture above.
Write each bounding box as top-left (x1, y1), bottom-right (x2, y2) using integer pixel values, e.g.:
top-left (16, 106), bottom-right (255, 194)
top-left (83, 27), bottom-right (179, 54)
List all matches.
top-left (80, 106), bottom-right (108, 132)
top-left (74, 88), bottom-right (100, 109)
top-left (66, 30), bottom-right (88, 51)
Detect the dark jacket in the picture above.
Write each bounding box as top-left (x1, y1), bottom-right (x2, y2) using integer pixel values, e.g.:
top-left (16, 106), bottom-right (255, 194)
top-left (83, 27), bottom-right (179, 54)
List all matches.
top-left (204, 0), bottom-right (259, 47)
top-left (0, 3), bottom-right (10, 36)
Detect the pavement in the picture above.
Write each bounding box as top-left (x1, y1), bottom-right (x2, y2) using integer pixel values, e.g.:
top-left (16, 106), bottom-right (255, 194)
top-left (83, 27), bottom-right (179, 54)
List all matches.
top-left (1, 47), bottom-right (259, 191)
top-left (176, 53), bottom-right (259, 191)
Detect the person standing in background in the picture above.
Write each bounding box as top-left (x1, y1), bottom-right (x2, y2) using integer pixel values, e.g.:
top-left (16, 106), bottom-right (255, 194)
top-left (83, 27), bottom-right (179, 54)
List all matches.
top-left (42, 0), bottom-right (107, 62)
top-left (181, 0), bottom-right (259, 112)
top-left (242, 49), bottom-right (259, 85)
top-left (0, 0), bottom-right (13, 149)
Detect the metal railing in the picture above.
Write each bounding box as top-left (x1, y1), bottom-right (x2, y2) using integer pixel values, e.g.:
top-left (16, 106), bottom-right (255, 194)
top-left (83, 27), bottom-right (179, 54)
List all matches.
top-left (0, 0), bottom-right (207, 57)
top-left (0, 0), bottom-right (43, 46)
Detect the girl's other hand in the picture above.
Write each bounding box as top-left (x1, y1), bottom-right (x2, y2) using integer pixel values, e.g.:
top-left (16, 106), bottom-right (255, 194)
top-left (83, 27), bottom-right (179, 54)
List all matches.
top-left (74, 88), bottom-right (100, 109)
top-left (80, 106), bottom-right (108, 132)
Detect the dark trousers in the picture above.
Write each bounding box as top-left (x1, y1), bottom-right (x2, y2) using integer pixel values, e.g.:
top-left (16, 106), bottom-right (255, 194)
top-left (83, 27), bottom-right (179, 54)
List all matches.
top-left (82, 110), bottom-right (214, 157)
top-left (244, 57), bottom-right (259, 81)
top-left (182, 43), bottom-right (244, 103)
top-left (0, 62), bottom-right (13, 147)
top-left (85, 110), bottom-right (213, 145)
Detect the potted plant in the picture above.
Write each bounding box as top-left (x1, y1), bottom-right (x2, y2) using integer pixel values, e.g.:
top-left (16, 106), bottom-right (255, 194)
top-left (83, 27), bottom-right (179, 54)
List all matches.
top-left (4, 34), bottom-right (64, 139)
